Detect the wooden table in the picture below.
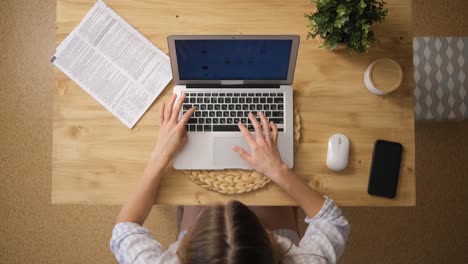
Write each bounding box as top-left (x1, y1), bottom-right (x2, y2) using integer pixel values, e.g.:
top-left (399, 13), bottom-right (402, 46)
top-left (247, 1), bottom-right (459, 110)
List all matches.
top-left (53, 0), bottom-right (415, 206)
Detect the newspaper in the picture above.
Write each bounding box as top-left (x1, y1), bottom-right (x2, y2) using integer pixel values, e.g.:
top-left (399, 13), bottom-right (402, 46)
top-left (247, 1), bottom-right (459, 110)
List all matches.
top-left (52, 0), bottom-right (172, 128)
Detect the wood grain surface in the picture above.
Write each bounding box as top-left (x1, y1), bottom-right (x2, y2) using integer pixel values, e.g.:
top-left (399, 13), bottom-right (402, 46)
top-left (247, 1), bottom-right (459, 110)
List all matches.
top-left (52, 0), bottom-right (414, 206)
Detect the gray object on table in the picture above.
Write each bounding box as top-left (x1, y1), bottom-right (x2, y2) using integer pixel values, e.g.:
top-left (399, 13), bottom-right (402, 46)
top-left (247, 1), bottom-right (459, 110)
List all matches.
top-left (413, 37), bottom-right (467, 120)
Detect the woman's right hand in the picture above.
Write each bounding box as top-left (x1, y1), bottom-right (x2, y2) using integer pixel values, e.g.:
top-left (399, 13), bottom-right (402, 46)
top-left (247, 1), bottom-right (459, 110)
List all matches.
top-left (233, 112), bottom-right (290, 183)
top-left (234, 112), bottom-right (327, 220)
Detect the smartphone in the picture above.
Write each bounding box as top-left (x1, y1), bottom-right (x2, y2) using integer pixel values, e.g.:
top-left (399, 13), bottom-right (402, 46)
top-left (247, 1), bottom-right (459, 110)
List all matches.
top-left (367, 140), bottom-right (403, 198)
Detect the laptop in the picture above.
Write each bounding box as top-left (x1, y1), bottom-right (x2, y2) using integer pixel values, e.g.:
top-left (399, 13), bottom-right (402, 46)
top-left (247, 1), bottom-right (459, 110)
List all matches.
top-left (168, 35), bottom-right (299, 170)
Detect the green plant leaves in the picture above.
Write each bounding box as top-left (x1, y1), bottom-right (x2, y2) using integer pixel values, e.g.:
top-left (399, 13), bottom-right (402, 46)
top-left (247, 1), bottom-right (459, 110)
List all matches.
top-left (305, 0), bottom-right (387, 53)
top-left (334, 4), bottom-right (349, 28)
top-left (358, 0), bottom-right (367, 15)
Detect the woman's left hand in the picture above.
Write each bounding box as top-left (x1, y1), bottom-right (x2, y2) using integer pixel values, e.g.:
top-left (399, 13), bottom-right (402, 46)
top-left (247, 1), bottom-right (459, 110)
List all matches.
top-left (150, 93), bottom-right (195, 168)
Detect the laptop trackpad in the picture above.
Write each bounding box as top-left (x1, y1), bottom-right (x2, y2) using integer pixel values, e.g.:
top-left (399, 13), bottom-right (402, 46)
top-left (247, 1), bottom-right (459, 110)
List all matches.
top-left (213, 136), bottom-right (251, 169)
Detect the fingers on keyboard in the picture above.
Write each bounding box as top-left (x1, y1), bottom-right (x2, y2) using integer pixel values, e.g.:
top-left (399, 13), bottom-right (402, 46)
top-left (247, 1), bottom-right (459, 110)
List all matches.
top-left (183, 93), bottom-right (285, 132)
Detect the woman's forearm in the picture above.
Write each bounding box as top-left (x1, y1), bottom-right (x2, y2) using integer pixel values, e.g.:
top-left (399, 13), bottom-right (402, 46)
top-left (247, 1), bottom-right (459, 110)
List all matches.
top-left (274, 166), bottom-right (325, 219)
top-left (116, 157), bottom-right (167, 225)
top-left (115, 93), bottom-right (194, 225)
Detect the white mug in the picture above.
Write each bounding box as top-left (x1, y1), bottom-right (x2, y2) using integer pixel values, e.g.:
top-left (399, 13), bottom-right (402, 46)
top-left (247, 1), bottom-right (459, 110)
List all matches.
top-left (364, 58), bottom-right (403, 95)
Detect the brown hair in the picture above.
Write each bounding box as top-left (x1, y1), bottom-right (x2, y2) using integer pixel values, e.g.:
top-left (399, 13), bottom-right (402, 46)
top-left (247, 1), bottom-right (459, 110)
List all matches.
top-left (177, 200), bottom-right (286, 264)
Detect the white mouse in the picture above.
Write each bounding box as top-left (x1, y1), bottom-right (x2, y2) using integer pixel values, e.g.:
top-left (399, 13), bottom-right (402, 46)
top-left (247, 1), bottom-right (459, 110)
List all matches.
top-left (326, 134), bottom-right (350, 172)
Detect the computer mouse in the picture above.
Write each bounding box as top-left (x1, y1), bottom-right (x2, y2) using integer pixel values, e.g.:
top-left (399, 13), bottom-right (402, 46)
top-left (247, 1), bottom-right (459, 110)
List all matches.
top-left (326, 134), bottom-right (350, 172)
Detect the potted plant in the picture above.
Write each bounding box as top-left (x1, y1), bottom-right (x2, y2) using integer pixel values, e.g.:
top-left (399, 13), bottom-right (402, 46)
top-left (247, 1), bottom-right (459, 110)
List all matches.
top-left (305, 0), bottom-right (388, 53)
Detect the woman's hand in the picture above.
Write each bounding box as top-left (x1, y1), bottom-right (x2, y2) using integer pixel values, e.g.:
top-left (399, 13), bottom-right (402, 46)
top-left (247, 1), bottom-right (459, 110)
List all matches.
top-left (233, 112), bottom-right (290, 183)
top-left (150, 93), bottom-right (195, 169)
top-left (116, 94), bottom-right (196, 225)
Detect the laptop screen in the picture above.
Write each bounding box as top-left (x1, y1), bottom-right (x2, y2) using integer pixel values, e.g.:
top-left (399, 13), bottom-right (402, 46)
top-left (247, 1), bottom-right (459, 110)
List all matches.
top-left (174, 39), bottom-right (292, 80)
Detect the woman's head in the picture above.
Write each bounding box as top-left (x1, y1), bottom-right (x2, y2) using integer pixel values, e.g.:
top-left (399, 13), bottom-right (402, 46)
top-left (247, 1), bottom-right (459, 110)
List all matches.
top-left (177, 200), bottom-right (284, 264)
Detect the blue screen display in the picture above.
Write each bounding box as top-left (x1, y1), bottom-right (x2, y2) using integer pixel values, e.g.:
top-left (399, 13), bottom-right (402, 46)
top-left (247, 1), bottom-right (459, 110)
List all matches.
top-left (175, 39), bottom-right (292, 80)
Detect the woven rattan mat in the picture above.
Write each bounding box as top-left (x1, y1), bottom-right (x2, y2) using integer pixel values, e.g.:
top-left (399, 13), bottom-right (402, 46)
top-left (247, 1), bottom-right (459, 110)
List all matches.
top-left (184, 106), bottom-right (301, 194)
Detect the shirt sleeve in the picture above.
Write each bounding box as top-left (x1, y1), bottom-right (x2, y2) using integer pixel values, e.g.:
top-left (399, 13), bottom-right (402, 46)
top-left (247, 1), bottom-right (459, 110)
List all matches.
top-left (110, 222), bottom-right (165, 264)
top-left (298, 197), bottom-right (351, 264)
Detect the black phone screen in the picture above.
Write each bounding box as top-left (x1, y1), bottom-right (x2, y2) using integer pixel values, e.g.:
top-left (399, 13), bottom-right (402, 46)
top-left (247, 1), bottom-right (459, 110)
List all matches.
top-left (367, 140), bottom-right (403, 198)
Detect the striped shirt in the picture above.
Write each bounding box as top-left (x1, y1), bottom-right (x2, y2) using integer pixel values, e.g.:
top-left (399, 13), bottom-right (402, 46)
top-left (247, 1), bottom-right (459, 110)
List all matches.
top-left (110, 197), bottom-right (350, 264)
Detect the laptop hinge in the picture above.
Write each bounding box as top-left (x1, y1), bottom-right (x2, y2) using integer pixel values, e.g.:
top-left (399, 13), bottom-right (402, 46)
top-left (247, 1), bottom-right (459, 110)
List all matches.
top-left (186, 84), bottom-right (281, 89)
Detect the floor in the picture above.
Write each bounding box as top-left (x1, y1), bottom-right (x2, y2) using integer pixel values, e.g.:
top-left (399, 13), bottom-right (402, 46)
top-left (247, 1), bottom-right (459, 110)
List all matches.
top-left (1, 0), bottom-right (467, 263)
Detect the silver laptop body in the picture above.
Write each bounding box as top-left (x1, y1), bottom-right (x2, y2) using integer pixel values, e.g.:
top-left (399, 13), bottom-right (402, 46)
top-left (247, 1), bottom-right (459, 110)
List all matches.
top-left (168, 35), bottom-right (299, 170)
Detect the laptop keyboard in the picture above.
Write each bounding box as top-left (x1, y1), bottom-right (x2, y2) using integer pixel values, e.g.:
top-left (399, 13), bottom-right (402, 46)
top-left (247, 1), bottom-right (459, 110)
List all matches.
top-left (181, 92), bottom-right (285, 132)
